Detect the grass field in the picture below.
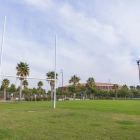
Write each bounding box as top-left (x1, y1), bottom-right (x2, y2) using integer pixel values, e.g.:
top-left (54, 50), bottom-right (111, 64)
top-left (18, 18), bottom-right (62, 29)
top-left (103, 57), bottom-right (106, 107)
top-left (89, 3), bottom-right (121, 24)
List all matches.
top-left (0, 100), bottom-right (140, 140)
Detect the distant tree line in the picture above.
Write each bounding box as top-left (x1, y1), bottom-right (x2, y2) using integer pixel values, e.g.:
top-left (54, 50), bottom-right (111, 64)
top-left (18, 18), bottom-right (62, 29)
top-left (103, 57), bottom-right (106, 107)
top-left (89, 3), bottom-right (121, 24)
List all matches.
top-left (57, 75), bottom-right (140, 99)
top-left (1, 62), bottom-right (140, 100)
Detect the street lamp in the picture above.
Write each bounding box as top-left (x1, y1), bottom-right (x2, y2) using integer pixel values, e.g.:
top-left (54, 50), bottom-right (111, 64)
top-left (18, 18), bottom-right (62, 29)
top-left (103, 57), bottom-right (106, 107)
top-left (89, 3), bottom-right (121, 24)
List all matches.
top-left (136, 60), bottom-right (140, 84)
top-left (60, 69), bottom-right (63, 101)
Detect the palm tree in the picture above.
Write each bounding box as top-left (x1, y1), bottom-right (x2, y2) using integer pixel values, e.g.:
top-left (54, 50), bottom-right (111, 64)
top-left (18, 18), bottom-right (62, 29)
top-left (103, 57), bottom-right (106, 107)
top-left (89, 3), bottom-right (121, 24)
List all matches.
top-left (22, 80), bottom-right (28, 99)
top-left (86, 77), bottom-right (95, 99)
top-left (16, 62), bottom-right (30, 101)
top-left (129, 86), bottom-right (135, 91)
top-left (38, 81), bottom-right (43, 97)
top-left (69, 75), bottom-right (81, 85)
top-left (46, 71), bottom-right (58, 100)
top-left (112, 84), bottom-right (119, 99)
top-left (136, 85), bottom-right (140, 91)
top-left (122, 84), bottom-right (128, 90)
top-left (22, 80), bottom-right (28, 89)
top-left (2, 79), bottom-right (10, 100)
top-left (86, 77), bottom-right (95, 86)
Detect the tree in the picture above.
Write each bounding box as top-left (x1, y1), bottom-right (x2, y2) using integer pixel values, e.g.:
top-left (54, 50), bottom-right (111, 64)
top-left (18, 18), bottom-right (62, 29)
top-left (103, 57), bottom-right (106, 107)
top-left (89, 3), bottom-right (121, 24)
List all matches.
top-left (122, 84), bottom-right (129, 90)
top-left (22, 80), bottom-right (28, 89)
top-left (68, 85), bottom-right (77, 93)
top-left (86, 77), bottom-right (95, 98)
top-left (129, 86), bottom-right (135, 91)
top-left (136, 85), bottom-right (140, 91)
top-left (32, 88), bottom-right (37, 94)
top-left (38, 81), bottom-right (43, 96)
top-left (9, 84), bottom-right (16, 93)
top-left (2, 79), bottom-right (10, 100)
top-left (46, 71), bottom-right (58, 100)
top-left (16, 62), bottom-right (30, 101)
top-left (1, 85), bottom-right (4, 91)
top-left (86, 77), bottom-right (95, 86)
top-left (80, 85), bottom-right (86, 98)
top-left (90, 86), bottom-right (97, 99)
top-left (22, 89), bottom-right (31, 95)
top-left (68, 85), bottom-right (77, 100)
top-left (17, 86), bottom-right (20, 91)
top-left (112, 84), bottom-right (119, 99)
top-left (22, 80), bottom-right (28, 98)
top-left (69, 75), bottom-right (80, 85)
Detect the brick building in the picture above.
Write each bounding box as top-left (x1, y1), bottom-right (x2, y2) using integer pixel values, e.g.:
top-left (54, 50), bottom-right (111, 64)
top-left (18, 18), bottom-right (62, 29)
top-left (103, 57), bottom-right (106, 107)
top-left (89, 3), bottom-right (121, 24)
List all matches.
top-left (58, 83), bottom-right (122, 91)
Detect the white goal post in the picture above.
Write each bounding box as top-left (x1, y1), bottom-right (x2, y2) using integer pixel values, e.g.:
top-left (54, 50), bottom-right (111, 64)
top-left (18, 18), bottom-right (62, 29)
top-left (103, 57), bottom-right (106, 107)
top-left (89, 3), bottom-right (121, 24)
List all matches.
top-left (0, 16), bottom-right (57, 108)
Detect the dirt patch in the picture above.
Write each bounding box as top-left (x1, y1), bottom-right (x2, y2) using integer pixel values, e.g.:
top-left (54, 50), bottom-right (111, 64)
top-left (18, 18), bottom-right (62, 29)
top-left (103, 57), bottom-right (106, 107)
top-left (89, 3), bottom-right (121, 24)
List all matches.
top-left (27, 111), bottom-right (35, 112)
top-left (0, 112), bottom-right (7, 114)
top-left (57, 114), bottom-right (73, 117)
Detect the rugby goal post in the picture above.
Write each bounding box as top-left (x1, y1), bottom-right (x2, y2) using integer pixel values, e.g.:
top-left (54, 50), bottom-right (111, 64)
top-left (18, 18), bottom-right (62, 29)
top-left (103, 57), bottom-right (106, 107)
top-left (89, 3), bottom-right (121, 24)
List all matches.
top-left (0, 16), bottom-right (57, 108)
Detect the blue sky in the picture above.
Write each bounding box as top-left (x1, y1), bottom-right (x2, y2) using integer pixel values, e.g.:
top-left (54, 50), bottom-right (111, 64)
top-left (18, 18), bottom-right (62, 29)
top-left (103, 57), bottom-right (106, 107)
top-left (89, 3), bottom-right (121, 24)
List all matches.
top-left (0, 0), bottom-right (140, 90)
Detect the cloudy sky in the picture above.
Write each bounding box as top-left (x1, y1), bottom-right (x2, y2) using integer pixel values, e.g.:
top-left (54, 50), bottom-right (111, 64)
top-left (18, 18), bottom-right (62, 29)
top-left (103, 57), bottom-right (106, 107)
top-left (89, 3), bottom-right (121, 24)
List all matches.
top-left (0, 0), bottom-right (140, 90)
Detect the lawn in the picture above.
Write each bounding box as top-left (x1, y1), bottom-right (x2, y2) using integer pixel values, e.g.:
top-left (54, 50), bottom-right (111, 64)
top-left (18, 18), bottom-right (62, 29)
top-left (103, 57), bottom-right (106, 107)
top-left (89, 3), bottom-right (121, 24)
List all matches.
top-left (0, 100), bottom-right (140, 140)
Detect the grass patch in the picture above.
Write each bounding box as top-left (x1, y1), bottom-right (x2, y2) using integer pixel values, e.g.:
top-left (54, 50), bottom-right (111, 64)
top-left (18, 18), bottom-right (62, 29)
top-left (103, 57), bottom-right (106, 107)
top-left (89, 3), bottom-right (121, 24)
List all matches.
top-left (0, 100), bottom-right (140, 140)
top-left (120, 126), bottom-right (136, 130)
top-left (49, 121), bottom-right (58, 124)
top-left (116, 120), bottom-right (135, 125)
top-left (0, 129), bottom-right (13, 139)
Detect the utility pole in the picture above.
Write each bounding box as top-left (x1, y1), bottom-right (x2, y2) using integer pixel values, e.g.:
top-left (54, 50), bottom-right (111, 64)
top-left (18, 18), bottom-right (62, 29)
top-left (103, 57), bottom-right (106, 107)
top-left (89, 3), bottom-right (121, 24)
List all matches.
top-left (60, 69), bottom-right (63, 101)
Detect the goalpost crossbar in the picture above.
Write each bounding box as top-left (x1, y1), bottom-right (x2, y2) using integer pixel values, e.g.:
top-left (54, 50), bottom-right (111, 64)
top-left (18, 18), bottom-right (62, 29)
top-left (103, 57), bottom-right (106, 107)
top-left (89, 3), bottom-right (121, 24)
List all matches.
top-left (0, 74), bottom-right (55, 80)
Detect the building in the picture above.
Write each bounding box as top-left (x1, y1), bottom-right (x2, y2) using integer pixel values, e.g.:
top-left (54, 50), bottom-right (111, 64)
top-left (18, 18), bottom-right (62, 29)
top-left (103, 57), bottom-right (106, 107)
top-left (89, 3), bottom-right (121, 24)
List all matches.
top-left (58, 83), bottom-right (122, 91)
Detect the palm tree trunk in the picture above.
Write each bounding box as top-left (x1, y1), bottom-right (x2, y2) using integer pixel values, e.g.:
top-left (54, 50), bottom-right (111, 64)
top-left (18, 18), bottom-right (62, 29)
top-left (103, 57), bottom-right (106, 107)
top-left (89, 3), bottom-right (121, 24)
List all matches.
top-left (19, 80), bottom-right (22, 101)
top-left (115, 89), bottom-right (117, 99)
top-left (51, 86), bottom-right (53, 100)
top-left (39, 88), bottom-right (41, 97)
top-left (4, 88), bottom-right (6, 100)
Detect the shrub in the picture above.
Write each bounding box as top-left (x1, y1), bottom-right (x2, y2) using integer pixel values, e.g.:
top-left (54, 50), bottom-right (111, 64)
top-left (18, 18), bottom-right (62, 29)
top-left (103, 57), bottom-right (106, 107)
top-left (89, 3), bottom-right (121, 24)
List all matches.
top-left (47, 97), bottom-right (51, 101)
top-left (106, 96), bottom-right (110, 99)
top-left (6, 96), bottom-right (11, 100)
top-left (25, 97), bottom-right (30, 101)
top-left (66, 97), bottom-right (69, 100)
top-left (36, 97), bottom-right (42, 101)
top-left (42, 97), bottom-right (47, 101)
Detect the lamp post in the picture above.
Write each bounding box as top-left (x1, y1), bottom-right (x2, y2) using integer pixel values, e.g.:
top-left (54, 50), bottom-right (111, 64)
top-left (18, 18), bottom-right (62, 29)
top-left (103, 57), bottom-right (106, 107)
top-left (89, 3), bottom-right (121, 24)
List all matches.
top-left (60, 69), bottom-right (63, 101)
top-left (136, 60), bottom-right (140, 84)
top-left (109, 79), bottom-right (111, 98)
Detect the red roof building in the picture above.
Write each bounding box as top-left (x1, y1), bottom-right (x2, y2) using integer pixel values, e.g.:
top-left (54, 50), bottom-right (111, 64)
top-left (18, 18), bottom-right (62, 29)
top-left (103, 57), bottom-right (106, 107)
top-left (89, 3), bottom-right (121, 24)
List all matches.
top-left (58, 83), bottom-right (122, 91)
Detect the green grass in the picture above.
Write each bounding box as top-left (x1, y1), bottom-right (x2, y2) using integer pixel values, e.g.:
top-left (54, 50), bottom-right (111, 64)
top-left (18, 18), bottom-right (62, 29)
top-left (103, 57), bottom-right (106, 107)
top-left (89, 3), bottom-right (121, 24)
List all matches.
top-left (0, 100), bottom-right (140, 140)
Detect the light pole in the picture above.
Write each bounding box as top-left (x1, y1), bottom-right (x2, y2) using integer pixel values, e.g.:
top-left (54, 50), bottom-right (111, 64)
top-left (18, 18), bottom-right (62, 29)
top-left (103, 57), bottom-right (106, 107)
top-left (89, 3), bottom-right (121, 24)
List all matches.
top-left (109, 79), bottom-right (111, 98)
top-left (60, 69), bottom-right (63, 101)
top-left (136, 60), bottom-right (140, 84)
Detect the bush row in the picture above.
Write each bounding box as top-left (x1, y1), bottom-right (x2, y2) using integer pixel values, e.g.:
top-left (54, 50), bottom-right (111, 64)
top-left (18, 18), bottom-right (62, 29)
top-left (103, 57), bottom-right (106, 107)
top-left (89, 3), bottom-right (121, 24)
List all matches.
top-left (25, 97), bottom-right (51, 101)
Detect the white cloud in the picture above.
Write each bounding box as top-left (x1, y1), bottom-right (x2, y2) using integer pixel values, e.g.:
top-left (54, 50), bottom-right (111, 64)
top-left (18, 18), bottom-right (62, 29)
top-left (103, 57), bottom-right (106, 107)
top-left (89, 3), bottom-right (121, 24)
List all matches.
top-left (14, 0), bottom-right (52, 9)
top-left (0, 0), bottom-right (140, 90)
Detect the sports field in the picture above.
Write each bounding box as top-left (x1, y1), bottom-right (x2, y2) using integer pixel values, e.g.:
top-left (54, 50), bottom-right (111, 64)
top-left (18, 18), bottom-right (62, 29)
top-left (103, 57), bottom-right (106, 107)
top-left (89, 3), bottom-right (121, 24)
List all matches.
top-left (0, 100), bottom-right (140, 140)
